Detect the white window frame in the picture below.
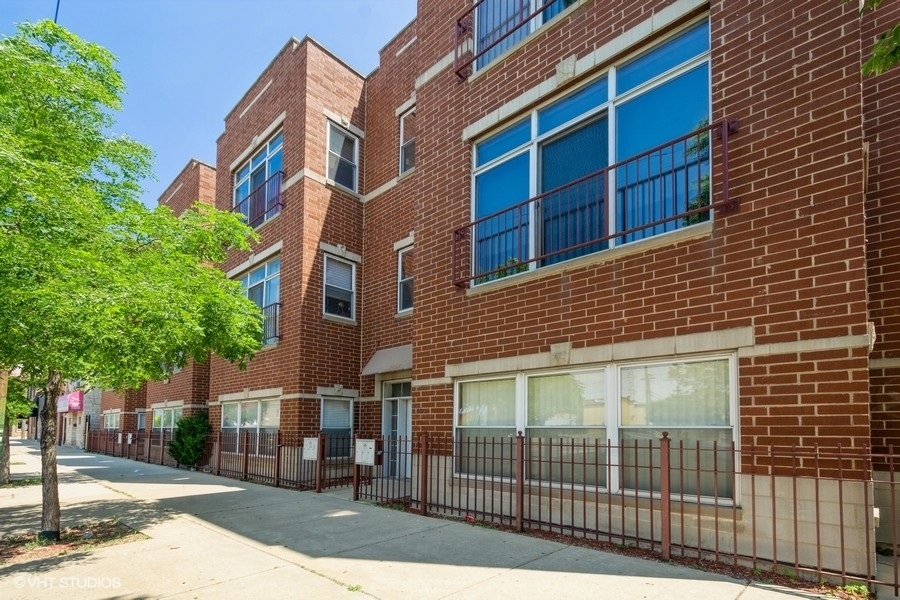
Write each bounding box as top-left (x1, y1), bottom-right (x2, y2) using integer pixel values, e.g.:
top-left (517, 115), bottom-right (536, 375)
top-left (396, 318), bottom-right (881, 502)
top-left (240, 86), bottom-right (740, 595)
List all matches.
top-left (399, 108), bottom-right (416, 175)
top-left (238, 256), bottom-right (281, 345)
top-left (152, 406), bottom-right (183, 432)
top-left (397, 246), bottom-right (413, 313)
top-left (326, 121), bottom-right (359, 192)
top-left (323, 254), bottom-right (356, 320)
top-left (453, 353), bottom-right (737, 499)
top-left (233, 131), bottom-right (284, 207)
top-left (221, 398), bottom-right (280, 455)
top-left (321, 397), bottom-right (354, 458)
top-left (103, 411), bottom-right (120, 431)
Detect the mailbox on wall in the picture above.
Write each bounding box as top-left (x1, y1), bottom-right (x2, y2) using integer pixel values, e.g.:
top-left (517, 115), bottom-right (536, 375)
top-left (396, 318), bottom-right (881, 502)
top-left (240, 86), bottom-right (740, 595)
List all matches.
top-left (355, 439), bottom-right (383, 466)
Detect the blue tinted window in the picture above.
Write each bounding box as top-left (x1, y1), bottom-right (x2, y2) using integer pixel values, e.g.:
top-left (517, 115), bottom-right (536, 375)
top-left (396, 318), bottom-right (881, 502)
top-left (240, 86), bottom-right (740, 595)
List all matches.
top-left (617, 21), bottom-right (709, 94)
top-left (538, 77), bottom-right (608, 135)
top-left (476, 119), bottom-right (530, 166)
top-left (616, 64), bottom-right (709, 160)
top-left (476, 152), bottom-right (530, 217)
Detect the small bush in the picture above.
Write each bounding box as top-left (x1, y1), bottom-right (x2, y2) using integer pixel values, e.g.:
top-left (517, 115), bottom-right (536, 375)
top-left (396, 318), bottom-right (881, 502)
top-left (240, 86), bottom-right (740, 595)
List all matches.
top-left (168, 413), bottom-right (211, 467)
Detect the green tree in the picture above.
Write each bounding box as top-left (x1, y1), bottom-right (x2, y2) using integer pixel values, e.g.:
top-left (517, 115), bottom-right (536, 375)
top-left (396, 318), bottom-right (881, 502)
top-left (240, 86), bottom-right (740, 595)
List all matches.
top-left (0, 375), bottom-right (35, 484)
top-left (0, 20), bottom-right (263, 540)
top-left (852, 0), bottom-right (900, 75)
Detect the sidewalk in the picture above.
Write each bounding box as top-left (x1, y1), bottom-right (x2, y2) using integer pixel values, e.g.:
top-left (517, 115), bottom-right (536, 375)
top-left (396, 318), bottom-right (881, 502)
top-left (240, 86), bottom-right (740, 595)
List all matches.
top-left (1, 439), bottom-right (824, 599)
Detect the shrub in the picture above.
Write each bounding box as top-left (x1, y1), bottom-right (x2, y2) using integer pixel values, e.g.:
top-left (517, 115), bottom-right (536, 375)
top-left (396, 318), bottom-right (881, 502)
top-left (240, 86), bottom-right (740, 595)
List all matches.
top-left (168, 413), bottom-right (211, 467)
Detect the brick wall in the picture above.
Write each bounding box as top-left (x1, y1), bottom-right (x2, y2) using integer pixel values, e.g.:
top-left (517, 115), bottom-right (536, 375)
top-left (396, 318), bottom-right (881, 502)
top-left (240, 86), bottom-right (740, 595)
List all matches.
top-left (99, 385), bottom-right (146, 432)
top-left (407, 0), bottom-right (871, 449)
top-left (145, 159), bottom-right (217, 419)
top-left (358, 21), bottom-right (418, 400)
top-left (862, 1), bottom-right (900, 453)
top-left (209, 38), bottom-right (367, 434)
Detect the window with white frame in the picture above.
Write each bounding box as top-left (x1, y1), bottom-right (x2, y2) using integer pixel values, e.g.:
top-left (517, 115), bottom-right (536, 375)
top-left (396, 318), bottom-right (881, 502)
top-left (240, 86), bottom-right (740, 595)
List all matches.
top-left (321, 397), bottom-right (353, 457)
top-left (327, 122), bottom-right (359, 192)
top-left (476, 0), bottom-right (577, 70)
top-left (103, 411), bottom-right (120, 430)
top-left (221, 399), bottom-right (280, 455)
top-left (137, 411), bottom-right (146, 431)
top-left (399, 109), bottom-right (416, 175)
top-left (239, 257), bottom-right (281, 345)
top-left (454, 354), bottom-right (734, 498)
top-left (397, 246), bottom-right (413, 313)
top-left (152, 406), bottom-right (183, 432)
top-left (324, 255), bottom-right (355, 319)
top-left (471, 20), bottom-right (710, 281)
top-left (233, 132), bottom-right (284, 227)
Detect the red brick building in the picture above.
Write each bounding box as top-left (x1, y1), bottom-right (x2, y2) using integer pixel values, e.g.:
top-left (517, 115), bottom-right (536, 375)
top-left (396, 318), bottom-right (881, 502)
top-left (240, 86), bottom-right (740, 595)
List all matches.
top-left (100, 159), bottom-right (216, 434)
top-left (105, 0), bottom-right (900, 575)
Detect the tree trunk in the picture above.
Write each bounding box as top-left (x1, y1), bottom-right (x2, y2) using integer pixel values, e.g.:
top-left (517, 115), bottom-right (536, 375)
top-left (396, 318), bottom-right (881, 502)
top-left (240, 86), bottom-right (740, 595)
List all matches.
top-left (1, 419), bottom-right (9, 484)
top-left (0, 368), bottom-right (8, 485)
top-left (39, 371), bottom-right (63, 541)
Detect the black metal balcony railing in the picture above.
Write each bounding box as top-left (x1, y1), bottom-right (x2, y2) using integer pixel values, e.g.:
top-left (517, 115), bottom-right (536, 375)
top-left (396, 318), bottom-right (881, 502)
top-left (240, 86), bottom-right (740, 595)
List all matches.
top-left (454, 0), bottom-right (571, 79)
top-left (452, 119), bottom-right (739, 287)
top-left (261, 301), bottom-right (281, 346)
top-left (233, 171), bottom-right (284, 229)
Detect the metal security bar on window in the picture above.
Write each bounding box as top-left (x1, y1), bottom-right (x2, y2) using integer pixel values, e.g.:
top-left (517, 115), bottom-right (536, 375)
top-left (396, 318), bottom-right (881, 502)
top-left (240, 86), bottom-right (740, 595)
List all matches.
top-left (232, 170), bottom-right (284, 229)
top-left (454, 0), bottom-right (576, 79)
top-left (261, 302), bottom-right (281, 345)
top-left (452, 119), bottom-right (738, 287)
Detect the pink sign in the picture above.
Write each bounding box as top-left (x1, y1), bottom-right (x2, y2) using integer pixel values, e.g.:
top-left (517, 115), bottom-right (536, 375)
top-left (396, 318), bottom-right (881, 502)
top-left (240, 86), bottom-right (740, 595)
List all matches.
top-left (56, 391), bottom-right (85, 413)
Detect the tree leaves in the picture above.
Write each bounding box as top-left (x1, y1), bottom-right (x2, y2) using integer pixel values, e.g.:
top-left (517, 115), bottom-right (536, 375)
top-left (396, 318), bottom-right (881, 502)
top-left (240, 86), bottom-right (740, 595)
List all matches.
top-left (0, 20), bottom-right (263, 390)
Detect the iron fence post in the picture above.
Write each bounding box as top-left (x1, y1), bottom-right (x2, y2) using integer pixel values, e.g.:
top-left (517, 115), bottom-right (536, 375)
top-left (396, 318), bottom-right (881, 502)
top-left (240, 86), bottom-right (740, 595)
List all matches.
top-left (660, 432), bottom-right (671, 561)
top-left (419, 433), bottom-right (429, 515)
top-left (353, 434), bottom-right (360, 501)
top-left (271, 431), bottom-right (280, 487)
top-left (242, 430), bottom-right (250, 480)
top-left (316, 432), bottom-right (325, 493)
top-left (516, 432), bottom-right (525, 532)
top-left (215, 429), bottom-right (222, 476)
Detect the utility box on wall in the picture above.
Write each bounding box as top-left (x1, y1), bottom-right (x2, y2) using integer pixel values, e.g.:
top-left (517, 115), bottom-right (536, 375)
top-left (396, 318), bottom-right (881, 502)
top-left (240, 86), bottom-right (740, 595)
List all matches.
top-left (302, 437), bottom-right (319, 461)
top-left (355, 439), bottom-right (383, 466)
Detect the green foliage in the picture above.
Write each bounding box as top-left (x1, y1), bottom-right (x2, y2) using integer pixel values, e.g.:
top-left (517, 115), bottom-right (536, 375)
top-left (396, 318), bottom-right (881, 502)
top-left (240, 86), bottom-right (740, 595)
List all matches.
top-left (4, 377), bottom-right (33, 424)
top-left (168, 413), bottom-right (212, 467)
top-left (0, 20), bottom-right (263, 391)
top-left (848, 0), bottom-right (900, 75)
top-left (0, 19), bottom-right (263, 535)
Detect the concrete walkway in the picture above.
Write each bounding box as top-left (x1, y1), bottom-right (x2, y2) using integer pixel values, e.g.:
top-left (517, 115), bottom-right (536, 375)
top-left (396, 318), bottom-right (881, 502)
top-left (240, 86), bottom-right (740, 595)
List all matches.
top-left (0, 439), bottom-right (827, 599)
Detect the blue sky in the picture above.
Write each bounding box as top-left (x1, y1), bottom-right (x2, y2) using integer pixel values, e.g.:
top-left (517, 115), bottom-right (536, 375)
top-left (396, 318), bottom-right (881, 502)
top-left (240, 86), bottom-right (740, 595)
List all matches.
top-left (3, 0), bottom-right (417, 206)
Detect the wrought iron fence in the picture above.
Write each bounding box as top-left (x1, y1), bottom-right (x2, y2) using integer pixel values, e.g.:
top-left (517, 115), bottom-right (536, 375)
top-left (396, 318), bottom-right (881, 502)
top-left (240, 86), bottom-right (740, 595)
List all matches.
top-left (86, 429), bottom-right (178, 467)
top-left (354, 433), bottom-right (900, 597)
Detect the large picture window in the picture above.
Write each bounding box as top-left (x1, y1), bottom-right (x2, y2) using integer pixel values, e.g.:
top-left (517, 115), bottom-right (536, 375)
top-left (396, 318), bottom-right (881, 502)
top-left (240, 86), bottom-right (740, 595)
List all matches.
top-left (222, 399), bottom-right (280, 455)
top-left (471, 20), bottom-right (710, 281)
top-left (454, 354), bottom-right (735, 497)
top-left (152, 406), bottom-right (183, 432)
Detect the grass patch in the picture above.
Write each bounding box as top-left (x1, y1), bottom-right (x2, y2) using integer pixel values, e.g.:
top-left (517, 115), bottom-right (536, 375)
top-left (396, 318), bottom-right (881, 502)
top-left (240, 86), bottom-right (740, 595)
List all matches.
top-left (1, 476), bottom-right (41, 488)
top-left (0, 520), bottom-right (147, 565)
